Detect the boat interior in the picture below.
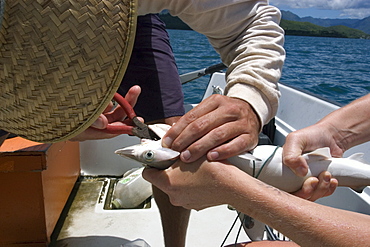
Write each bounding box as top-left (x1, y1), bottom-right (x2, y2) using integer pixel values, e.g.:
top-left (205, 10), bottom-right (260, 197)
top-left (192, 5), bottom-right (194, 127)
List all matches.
top-left (1, 71), bottom-right (370, 247)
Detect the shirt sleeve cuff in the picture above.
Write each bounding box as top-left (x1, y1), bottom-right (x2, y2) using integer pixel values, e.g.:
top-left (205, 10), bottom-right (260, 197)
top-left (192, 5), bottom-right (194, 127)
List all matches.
top-left (225, 83), bottom-right (277, 131)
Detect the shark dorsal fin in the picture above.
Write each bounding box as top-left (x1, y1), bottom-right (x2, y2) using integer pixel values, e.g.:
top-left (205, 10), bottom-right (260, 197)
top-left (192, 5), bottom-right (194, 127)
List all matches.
top-left (148, 124), bottom-right (172, 139)
top-left (303, 147), bottom-right (332, 161)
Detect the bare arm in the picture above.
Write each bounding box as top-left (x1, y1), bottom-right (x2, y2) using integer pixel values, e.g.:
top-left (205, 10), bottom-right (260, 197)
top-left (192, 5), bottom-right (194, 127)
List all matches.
top-left (284, 93), bottom-right (370, 176)
top-left (143, 158), bottom-right (370, 246)
top-left (232, 169), bottom-right (370, 247)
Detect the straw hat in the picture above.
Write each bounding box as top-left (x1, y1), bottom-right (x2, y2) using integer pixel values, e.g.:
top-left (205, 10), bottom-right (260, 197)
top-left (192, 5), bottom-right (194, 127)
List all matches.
top-left (0, 0), bottom-right (137, 142)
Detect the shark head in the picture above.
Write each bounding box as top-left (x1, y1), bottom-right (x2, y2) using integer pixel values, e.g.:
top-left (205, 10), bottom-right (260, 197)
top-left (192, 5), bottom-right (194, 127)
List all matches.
top-left (115, 139), bottom-right (180, 170)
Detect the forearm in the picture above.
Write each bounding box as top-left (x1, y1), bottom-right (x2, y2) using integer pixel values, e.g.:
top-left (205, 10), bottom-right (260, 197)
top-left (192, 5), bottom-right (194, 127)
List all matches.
top-left (143, 158), bottom-right (370, 246)
top-left (316, 93), bottom-right (370, 151)
top-left (227, 170), bottom-right (370, 246)
top-left (224, 4), bottom-right (285, 127)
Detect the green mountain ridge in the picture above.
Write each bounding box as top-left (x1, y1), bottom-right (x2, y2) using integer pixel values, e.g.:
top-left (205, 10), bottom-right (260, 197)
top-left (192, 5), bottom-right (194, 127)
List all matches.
top-left (280, 19), bottom-right (370, 39)
top-left (159, 12), bottom-right (370, 39)
top-left (281, 10), bottom-right (370, 35)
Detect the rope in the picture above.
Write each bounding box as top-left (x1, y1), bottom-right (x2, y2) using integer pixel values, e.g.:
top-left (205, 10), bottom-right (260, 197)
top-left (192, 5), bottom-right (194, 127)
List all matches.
top-left (254, 145), bottom-right (280, 179)
top-left (234, 214), bottom-right (246, 246)
top-left (220, 212), bottom-right (241, 247)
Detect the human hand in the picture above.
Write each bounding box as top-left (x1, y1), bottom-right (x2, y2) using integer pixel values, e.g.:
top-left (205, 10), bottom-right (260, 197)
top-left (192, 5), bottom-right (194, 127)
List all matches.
top-left (162, 94), bottom-right (261, 163)
top-left (293, 171), bottom-right (338, 201)
top-left (142, 158), bottom-right (240, 210)
top-left (283, 124), bottom-right (341, 200)
top-left (69, 85), bottom-right (142, 142)
top-left (283, 123), bottom-right (344, 177)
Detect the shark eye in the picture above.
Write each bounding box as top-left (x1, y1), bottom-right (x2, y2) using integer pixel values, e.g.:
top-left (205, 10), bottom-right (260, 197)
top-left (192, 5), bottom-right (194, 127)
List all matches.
top-left (143, 150), bottom-right (155, 162)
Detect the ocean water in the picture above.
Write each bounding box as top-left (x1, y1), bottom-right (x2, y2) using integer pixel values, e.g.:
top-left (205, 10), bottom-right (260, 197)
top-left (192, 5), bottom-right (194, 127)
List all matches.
top-left (168, 29), bottom-right (370, 106)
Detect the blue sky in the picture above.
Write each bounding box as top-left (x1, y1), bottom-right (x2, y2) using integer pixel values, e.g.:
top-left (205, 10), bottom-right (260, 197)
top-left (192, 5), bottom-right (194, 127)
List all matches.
top-left (269, 0), bottom-right (370, 19)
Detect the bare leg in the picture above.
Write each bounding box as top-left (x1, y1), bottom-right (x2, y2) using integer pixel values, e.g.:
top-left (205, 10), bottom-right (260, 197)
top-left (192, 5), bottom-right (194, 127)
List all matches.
top-left (149, 116), bottom-right (190, 247)
top-left (153, 186), bottom-right (190, 247)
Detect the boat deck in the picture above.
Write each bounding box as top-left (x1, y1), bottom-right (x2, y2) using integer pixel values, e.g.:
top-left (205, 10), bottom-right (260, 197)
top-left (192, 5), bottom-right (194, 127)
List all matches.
top-left (50, 176), bottom-right (251, 247)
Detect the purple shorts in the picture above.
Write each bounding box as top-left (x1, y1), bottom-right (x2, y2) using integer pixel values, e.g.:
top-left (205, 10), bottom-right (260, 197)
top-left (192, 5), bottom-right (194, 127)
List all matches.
top-left (118, 14), bottom-right (185, 122)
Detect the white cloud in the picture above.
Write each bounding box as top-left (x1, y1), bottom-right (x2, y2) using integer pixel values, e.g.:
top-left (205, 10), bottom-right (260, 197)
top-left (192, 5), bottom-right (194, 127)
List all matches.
top-left (270, 0), bottom-right (370, 18)
top-left (340, 8), bottom-right (370, 19)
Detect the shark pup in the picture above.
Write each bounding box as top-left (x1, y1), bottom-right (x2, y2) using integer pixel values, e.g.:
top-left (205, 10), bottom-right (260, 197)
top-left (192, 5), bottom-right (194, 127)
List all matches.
top-left (115, 124), bottom-right (370, 193)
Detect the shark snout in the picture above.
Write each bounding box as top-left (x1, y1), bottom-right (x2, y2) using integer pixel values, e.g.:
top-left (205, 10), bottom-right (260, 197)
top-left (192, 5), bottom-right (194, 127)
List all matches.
top-left (115, 148), bottom-right (135, 158)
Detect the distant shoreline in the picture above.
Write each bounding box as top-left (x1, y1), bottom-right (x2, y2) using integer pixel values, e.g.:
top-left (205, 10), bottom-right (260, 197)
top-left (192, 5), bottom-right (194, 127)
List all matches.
top-left (159, 14), bottom-right (370, 39)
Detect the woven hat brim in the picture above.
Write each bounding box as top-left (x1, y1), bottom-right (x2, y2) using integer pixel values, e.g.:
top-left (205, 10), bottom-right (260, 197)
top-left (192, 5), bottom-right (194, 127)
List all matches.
top-left (0, 0), bottom-right (137, 143)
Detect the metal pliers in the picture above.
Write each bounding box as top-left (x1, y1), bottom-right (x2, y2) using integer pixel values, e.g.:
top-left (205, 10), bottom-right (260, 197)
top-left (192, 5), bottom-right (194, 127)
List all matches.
top-left (98, 93), bottom-right (160, 140)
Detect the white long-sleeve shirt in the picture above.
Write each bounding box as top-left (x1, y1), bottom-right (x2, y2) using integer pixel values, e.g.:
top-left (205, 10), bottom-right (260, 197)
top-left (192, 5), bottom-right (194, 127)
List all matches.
top-left (138, 0), bottom-right (285, 127)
